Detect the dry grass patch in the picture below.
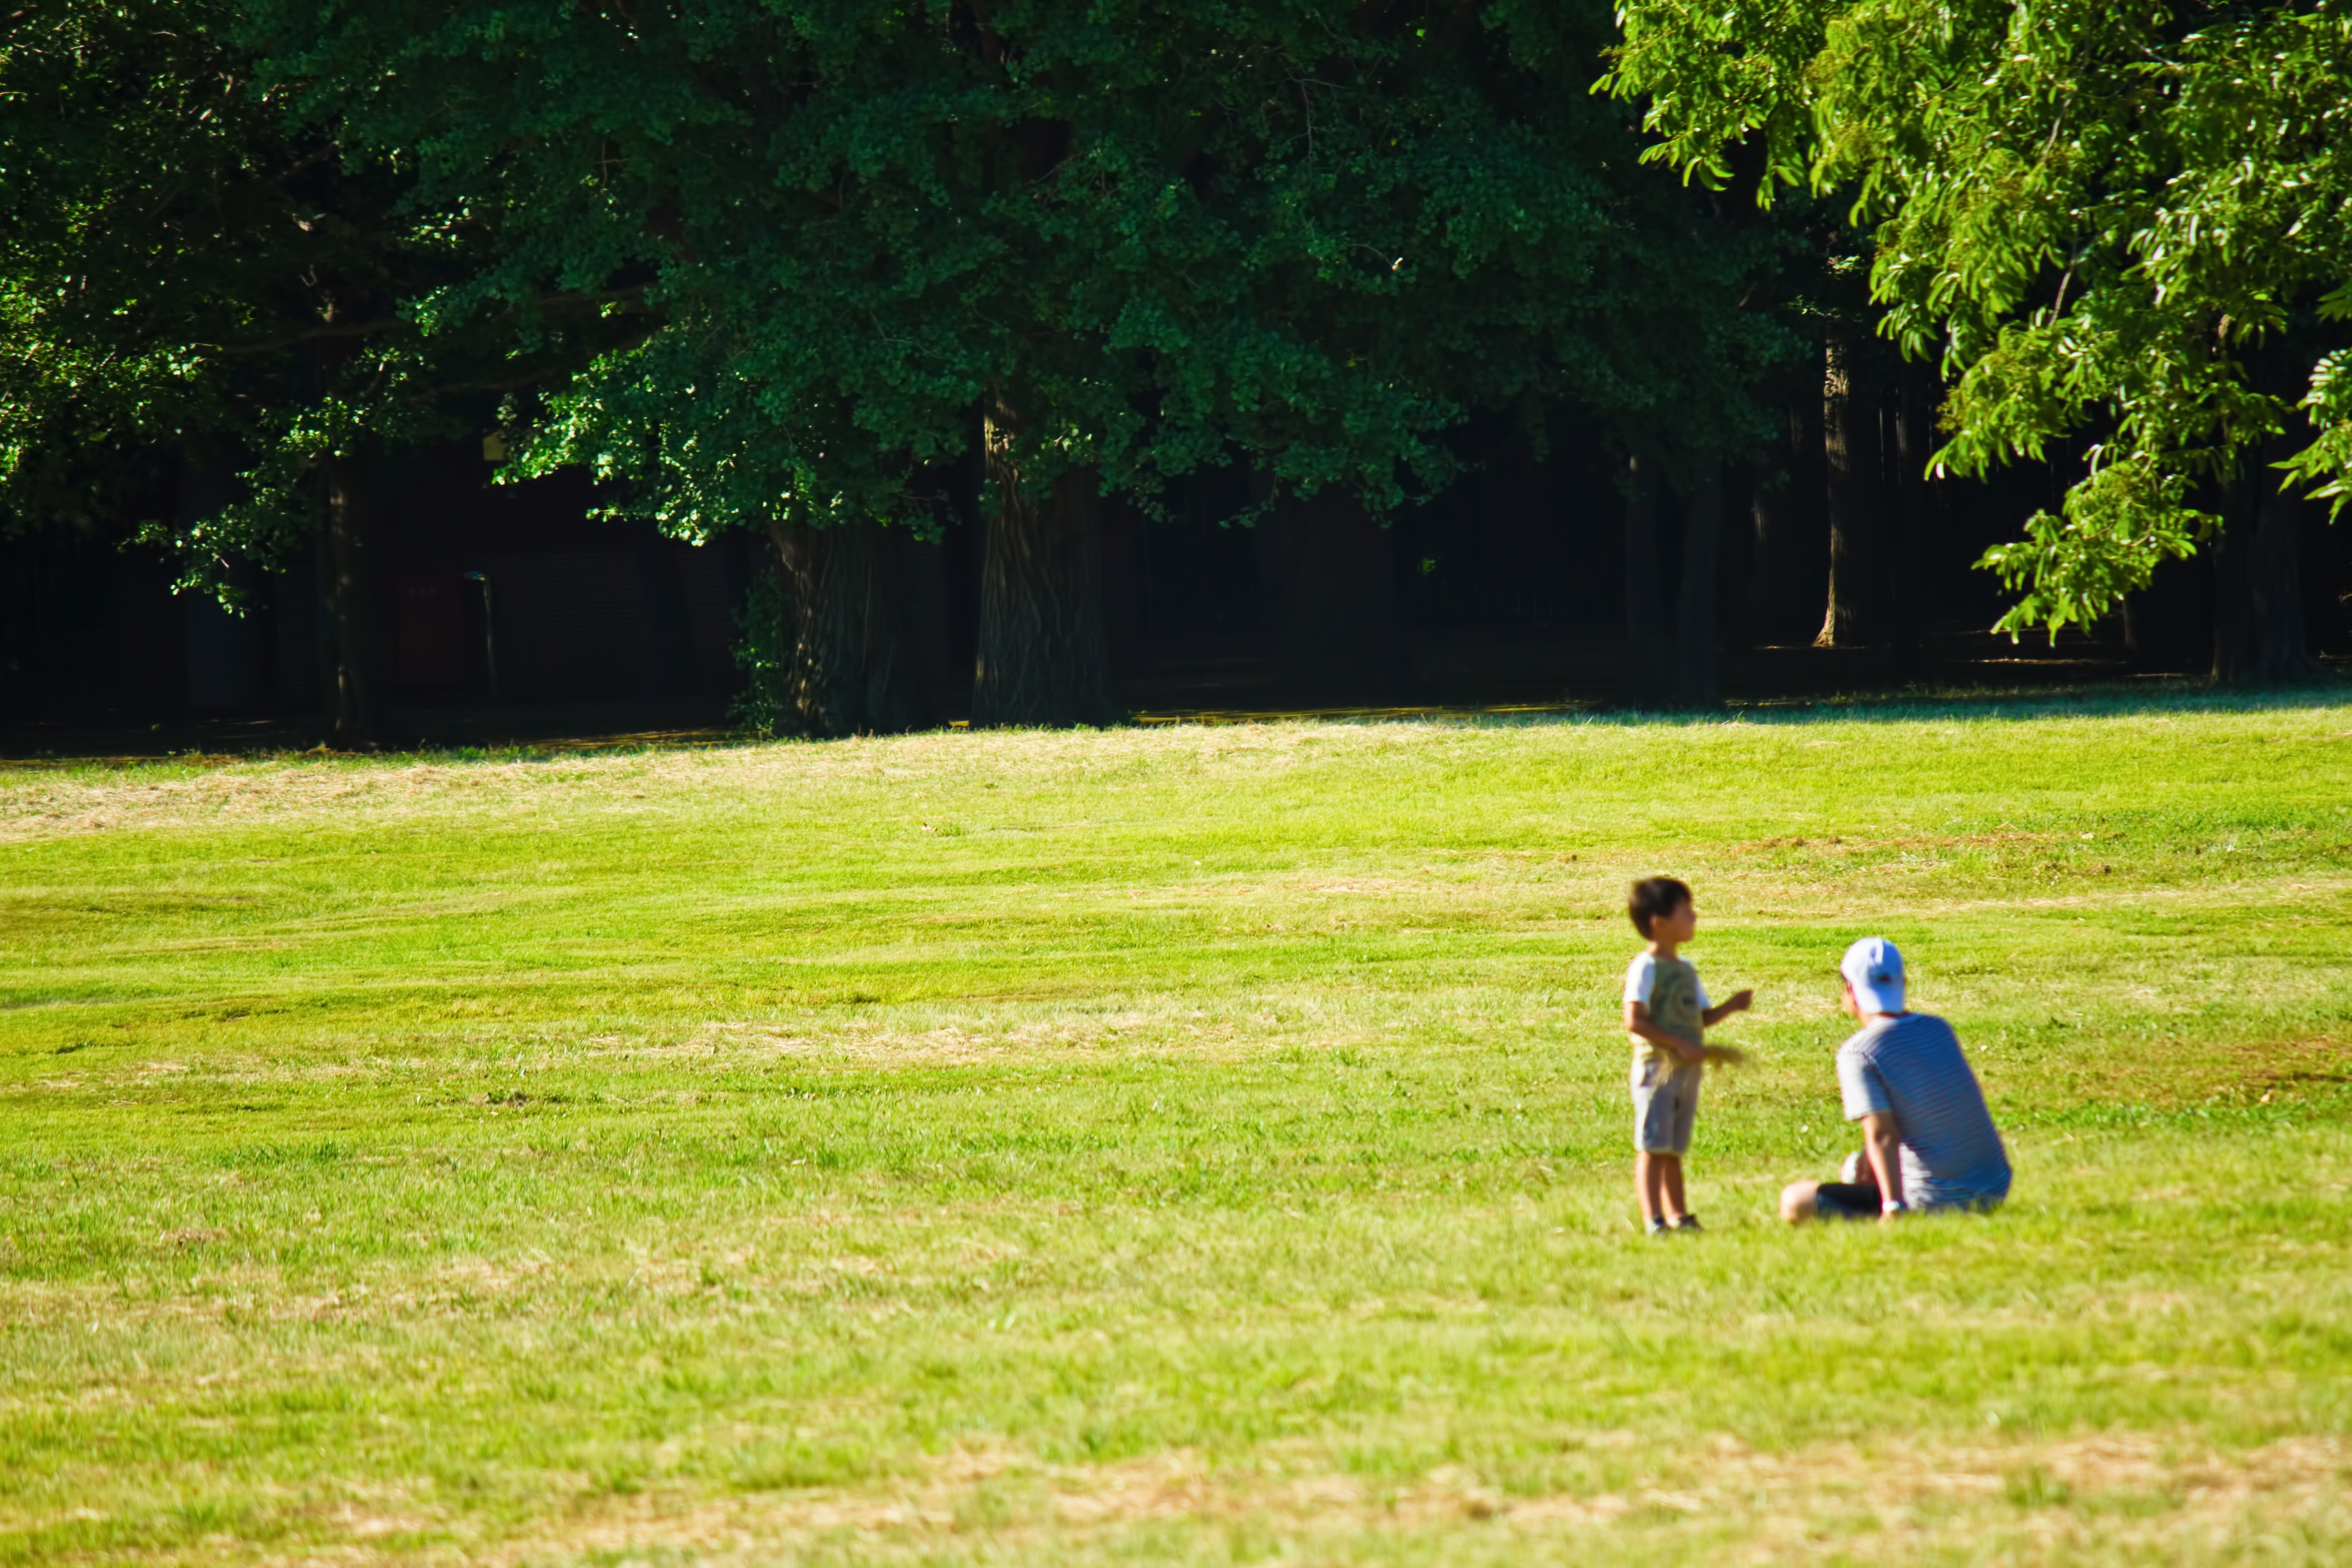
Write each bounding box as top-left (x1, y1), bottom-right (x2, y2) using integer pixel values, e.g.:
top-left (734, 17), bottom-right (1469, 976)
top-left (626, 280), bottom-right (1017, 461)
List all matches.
top-left (411, 1433), bottom-right (2352, 1566)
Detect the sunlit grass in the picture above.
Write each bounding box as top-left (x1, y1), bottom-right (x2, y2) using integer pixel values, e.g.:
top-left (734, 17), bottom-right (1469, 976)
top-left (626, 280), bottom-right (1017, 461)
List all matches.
top-left (4, 693), bottom-right (2351, 1563)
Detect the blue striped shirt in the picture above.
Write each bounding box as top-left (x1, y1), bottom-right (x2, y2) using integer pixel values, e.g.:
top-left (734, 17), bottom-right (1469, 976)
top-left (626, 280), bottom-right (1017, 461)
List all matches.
top-left (1837, 1013), bottom-right (2011, 1209)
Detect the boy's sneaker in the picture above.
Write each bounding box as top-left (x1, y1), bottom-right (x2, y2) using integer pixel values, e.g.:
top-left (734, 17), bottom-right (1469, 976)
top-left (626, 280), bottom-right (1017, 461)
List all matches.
top-left (1646, 1218), bottom-right (1672, 1237)
top-left (1674, 1215), bottom-right (1704, 1232)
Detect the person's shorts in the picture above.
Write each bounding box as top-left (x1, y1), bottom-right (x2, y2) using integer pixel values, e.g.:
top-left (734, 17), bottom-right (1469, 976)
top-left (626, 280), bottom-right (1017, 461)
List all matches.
top-left (1810, 1181), bottom-right (1883, 1220)
top-left (1630, 1055), bottom-right (1701, 1156)
top-left (1811, 1182), bottom-right (2009, 1220)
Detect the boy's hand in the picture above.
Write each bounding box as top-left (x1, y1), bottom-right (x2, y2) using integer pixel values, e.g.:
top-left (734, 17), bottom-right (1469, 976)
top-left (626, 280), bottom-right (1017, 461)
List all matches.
top-left (1722, 989), bottom-right (1754, 1014)
top-left (1678, 1041), bottom-right (1707, 1065)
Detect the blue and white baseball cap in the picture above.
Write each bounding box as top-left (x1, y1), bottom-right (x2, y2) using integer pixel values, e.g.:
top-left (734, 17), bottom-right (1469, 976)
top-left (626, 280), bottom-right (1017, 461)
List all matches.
top-left (1840, 937), bottom-right (1906, 1014)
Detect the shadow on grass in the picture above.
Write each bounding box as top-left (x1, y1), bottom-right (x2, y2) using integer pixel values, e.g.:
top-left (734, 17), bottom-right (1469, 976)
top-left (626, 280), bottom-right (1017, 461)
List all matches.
top-left (6, 671), bottom-right (2350, 770)
top-left (1138, 673), bottom-right (2352, 730)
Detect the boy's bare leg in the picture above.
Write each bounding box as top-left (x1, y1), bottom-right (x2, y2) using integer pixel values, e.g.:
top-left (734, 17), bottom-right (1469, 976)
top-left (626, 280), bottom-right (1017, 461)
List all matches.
top-left (1636, 1152), bottom-right (1666, 1225)
top-left (1660, 1155), bottom-right (1689, 1223)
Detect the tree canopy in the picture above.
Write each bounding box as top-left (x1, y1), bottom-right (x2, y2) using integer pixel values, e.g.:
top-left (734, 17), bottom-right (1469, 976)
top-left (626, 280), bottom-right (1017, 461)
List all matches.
top-left (0, 0), bottom-right (639, 597)
top-left (1609, 0), bottom-right (2352, 639)
top-left (252, 0), bottom-right (1784, 515)
top-left (211, 0), bottom-right (1792, 720)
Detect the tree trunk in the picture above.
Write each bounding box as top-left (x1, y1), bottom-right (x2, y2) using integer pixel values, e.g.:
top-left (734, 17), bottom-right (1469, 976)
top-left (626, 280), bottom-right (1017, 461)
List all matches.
top-left (970, 390), bottom-right (1119, 727)
top-left (1889, 366), bottom-right (1936, 668)
top-left (2211, 439), bottom-right (2318, 685)
top-left (1749, 386), bottom-right (1826, 643)
top-left (1269, 485), bottom-right (1407, 705)
top-left (1818, 339), bottom-right (1891, 647)
top-left (1623, 454), bottom-right (1671, 707)
top-left (316, 443), bottom-right (383, 747)
top-left (1674, 462), bottom-right (1723, 709)
top-left (770, 520), bottom-right (925, 737)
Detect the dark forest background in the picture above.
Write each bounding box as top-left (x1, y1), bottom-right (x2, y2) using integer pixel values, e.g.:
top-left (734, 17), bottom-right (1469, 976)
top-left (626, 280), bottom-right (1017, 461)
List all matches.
top-left (6, 0), bottom-right (2348, 751)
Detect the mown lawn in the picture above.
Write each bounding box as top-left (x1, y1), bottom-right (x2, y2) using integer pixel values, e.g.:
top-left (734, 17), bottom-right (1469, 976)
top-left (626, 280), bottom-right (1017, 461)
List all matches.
top-left (4, 692), bottom-right (2351, 1565)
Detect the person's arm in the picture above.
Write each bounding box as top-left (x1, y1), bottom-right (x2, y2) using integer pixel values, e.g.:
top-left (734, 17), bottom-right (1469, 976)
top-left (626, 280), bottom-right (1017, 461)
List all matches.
top-left (1860, 1112), bottom-right (1906, 1218)
top-left (1701, 989), bottom-right (1754, 1028)
top-left (1623, 1000), bottom-right (1705, 1063)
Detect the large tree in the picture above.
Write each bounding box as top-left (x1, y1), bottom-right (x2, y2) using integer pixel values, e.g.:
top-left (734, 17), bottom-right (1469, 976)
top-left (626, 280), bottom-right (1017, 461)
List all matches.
top-left (1608, 0), bottom-right (2352, 679)
top-left (252, 0), bottom-right (1787, 724)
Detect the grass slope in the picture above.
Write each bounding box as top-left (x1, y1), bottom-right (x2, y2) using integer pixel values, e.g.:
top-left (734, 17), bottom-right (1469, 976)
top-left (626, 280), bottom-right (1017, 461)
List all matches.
top-left (4, 694), bottom-right (2352, 1564)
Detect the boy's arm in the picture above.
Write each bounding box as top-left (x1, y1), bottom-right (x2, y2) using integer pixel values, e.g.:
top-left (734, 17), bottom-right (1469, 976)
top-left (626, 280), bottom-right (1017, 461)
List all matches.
top-left (1700, 989), bottom-right (1754, 1027)
top-left (1623, 1000), bottom-right (1705, 1063)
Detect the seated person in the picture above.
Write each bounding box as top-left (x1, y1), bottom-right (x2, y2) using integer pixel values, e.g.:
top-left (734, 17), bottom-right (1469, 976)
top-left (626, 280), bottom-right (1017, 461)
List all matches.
top-left (1781, 938), bottom-right (2011, 1222)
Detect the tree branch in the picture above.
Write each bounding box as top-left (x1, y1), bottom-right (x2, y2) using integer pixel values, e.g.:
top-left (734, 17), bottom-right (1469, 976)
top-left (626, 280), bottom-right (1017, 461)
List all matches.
top-left (204, 289), bottom-right (649, 357)
top-left (208, 317), bottom-right (414, 355)
top-left (400, 327), bottom-right (661, 403)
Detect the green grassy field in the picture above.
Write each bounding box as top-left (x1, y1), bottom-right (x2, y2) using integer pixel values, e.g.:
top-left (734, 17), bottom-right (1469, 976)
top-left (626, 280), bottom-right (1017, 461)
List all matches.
top-left (5, 693), bottom-right (2352, 1565)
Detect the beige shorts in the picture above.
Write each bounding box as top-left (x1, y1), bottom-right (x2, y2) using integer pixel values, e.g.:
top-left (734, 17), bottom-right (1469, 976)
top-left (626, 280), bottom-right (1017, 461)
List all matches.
top-left (1630, 1055), bottom-right (1701, 1156)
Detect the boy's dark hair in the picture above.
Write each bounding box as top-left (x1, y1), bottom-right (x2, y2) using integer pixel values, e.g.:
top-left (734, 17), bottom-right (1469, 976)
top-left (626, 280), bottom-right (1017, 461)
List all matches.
top-left (1627, 877), bottom-right (1693, 938)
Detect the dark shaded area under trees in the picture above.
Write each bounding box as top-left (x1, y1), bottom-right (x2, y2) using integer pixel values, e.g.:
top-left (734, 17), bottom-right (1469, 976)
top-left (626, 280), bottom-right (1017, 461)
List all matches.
top-left (5, 0), bottom-right (2347, 755)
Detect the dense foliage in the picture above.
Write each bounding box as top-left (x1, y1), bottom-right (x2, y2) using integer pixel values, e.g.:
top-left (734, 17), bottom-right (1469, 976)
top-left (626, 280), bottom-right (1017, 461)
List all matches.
top-left (12, 0), bottom-right (2340, 723)
top-left (0, 0), bottom-right (643, 606)
top-left (0, 0), bottom-right (359, 578)
top-left (1609, 0), bottom-right (2352, 638)
top-left (244, 0), bottom-right (1784, 525)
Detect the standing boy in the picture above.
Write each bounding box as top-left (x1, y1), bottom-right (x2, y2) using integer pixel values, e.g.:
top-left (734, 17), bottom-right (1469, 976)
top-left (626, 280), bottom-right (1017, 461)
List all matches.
top-left (1622, 877), bottom-right (1753, 1235)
